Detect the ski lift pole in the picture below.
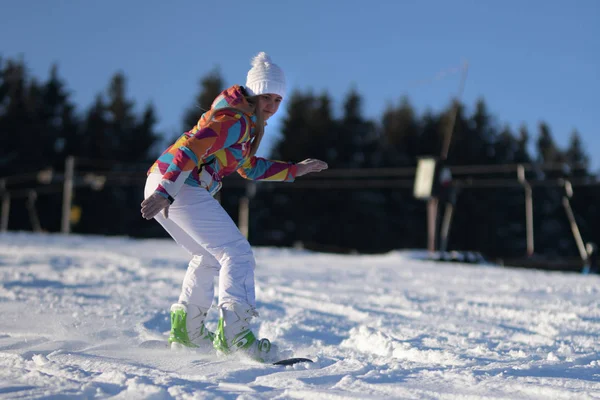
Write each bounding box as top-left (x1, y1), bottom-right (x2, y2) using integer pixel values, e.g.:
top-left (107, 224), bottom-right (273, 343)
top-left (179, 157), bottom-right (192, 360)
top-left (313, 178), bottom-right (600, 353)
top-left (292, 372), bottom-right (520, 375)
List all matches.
top-left (428, 61), bottom-right (469, 252)
top-left (561, 179), bottom-right (588, 262)
top-left (440, 61), bottom-right (469, 161)
top-left (439, 185), bottom-right (457, 253)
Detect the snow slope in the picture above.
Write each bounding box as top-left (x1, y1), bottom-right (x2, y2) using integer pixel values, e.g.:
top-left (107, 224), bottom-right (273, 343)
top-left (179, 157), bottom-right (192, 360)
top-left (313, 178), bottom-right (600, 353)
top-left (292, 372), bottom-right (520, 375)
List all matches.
top-left (0, 232), bottom-right (599, 399)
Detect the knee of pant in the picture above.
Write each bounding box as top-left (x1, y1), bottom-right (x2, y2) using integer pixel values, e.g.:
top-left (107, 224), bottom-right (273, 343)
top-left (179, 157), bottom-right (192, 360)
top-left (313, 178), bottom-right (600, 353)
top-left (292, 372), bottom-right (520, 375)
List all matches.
top-left (218, 239), bottom-right (255, 268)
top-left (189, 254), bottom-right (219, 270)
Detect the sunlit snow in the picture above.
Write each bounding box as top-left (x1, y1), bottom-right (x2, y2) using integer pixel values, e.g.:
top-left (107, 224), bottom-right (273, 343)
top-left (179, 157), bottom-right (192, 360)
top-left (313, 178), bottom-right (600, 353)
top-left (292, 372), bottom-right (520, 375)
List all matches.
top-left (1, 232), bottom-right (598, 399)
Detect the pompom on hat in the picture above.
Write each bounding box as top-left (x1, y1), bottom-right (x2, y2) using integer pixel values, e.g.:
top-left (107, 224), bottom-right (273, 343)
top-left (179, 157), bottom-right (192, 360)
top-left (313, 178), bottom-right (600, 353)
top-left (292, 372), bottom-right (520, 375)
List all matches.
top-left (245, 52), bottom-right (286, 98)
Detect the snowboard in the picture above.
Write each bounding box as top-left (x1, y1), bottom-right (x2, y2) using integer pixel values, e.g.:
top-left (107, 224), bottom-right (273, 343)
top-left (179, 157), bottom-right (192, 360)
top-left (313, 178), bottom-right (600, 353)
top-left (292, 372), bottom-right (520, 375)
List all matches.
top-left (139, 340), bottom-right (313, 366)
top-left (272, 357), bottom-right (313, 366)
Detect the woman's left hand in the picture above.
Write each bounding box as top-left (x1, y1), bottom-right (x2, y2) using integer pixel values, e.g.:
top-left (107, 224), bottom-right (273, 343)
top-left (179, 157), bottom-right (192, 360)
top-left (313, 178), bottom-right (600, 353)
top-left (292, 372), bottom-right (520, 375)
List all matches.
top-left (296, 159), bottom-right (328, 177)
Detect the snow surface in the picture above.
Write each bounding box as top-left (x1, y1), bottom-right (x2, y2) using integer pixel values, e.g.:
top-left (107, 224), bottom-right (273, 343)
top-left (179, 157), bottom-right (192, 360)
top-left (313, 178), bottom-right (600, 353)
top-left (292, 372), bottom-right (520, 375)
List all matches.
top-left (0, 232), bottom-right (599, 399)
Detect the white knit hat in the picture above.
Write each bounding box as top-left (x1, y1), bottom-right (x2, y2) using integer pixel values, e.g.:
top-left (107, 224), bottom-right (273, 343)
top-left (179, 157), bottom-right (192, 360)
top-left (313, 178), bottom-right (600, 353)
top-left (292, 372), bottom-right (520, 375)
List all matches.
top-left (245, 52), bottom-right (286, 98)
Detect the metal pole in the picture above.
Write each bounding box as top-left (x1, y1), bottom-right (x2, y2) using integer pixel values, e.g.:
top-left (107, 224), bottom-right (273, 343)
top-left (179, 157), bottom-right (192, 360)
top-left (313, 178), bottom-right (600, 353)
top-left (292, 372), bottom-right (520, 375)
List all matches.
top-left (61, 156), bottom-right (75, 234)
top-left (518, 165), bottom-right (534, 256)
top-left (0, 179), bottom-right (9, 232)
top-left (440, 61), bottom-right (469, 161)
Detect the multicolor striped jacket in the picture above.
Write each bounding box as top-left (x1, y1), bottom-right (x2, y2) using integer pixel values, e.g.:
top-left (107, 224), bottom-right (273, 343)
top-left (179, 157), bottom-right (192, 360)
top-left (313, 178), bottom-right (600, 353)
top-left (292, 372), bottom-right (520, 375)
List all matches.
top-left (148, 85), bottom-right (297, 199)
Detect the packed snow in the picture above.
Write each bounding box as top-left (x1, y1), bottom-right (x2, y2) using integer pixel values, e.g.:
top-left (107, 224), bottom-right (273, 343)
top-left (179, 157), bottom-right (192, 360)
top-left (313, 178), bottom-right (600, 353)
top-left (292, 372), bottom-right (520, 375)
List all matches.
top-left (0, 232), bottom-right (599, 399)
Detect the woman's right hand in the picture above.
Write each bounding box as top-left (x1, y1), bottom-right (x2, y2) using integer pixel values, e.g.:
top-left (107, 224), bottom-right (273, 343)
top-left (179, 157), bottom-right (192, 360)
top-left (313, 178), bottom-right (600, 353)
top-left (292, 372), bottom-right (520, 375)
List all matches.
top-left (295, 159), bottom-right (328, 177)
top-left (141, 192), bottom-right (171, 220)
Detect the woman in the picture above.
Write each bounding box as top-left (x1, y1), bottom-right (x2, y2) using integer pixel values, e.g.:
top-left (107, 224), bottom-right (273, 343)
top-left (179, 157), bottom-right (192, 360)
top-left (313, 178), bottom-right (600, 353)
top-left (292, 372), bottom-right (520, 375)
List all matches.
top-left (141, 52), bottom-right (328, 362)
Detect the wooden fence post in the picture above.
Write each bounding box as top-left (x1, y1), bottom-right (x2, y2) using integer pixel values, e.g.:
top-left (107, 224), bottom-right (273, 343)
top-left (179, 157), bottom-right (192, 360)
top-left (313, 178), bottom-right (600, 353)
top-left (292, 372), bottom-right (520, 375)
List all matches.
top-left (61, 156), bottom-right (75, 234)
top-left (518, 165), bottom-right (535, 256)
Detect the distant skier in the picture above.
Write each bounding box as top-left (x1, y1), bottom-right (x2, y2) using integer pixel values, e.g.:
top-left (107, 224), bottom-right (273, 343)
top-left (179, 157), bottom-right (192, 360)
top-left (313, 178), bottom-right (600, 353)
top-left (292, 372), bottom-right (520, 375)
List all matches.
top-left (141, 52), bottom-right (328, 361)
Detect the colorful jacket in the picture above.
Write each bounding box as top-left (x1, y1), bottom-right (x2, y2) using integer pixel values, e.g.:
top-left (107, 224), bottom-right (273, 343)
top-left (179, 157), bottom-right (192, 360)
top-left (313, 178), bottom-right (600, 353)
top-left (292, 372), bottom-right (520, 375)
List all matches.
top-left (148, 85), bottom-right (297, 199)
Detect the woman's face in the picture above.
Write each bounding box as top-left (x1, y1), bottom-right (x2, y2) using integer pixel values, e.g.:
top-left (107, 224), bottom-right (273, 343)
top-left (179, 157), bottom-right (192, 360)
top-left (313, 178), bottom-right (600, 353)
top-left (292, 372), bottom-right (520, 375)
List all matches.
top-left (257, 93), bottom-right (283, 120)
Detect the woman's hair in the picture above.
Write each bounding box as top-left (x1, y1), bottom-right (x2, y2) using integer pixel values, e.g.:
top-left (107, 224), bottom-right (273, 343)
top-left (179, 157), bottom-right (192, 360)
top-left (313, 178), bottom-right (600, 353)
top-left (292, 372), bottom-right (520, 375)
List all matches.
top-left (245, 95), bottom-right (265, 158)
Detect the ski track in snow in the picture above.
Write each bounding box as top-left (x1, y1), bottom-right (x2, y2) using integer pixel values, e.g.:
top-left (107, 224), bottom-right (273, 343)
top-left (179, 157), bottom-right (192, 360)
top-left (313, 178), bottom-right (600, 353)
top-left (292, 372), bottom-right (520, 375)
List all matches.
top-left (0, 232), bottom-right (599, 399)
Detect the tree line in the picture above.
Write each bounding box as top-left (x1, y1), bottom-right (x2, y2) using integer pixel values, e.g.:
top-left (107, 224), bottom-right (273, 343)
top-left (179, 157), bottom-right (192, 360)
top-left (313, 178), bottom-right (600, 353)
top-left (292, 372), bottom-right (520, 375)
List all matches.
top-left (1, 56), bottom-right (598, 262)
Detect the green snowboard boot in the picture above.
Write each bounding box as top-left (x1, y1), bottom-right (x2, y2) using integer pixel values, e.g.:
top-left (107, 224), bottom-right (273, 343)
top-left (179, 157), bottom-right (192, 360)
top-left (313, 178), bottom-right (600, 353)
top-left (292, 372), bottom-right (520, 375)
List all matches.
top-left (169, 303), bottom-right (215, 350)
top-left (213, 302), bottom-right (280, 362)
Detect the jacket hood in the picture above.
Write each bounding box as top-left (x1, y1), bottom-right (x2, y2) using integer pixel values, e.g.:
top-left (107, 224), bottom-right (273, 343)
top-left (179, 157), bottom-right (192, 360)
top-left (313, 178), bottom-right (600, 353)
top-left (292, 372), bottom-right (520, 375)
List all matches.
top-left (210, 85), bottom-right (254, 115)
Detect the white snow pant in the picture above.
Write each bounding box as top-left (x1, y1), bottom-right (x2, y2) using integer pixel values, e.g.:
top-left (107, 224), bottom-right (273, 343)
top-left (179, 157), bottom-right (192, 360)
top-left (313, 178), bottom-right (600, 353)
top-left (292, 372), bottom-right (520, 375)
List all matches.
top-left (144, 173), bottom-right (256, 310)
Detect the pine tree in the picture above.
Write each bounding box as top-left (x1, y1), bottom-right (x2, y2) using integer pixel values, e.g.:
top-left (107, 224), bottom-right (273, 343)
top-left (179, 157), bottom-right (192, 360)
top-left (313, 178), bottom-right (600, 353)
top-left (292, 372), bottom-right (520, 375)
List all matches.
top-left (419, 110), bottom-right (443, 156)
top-left (128, 104), bottom-right (161, 163)
top-left (106, 73), bottom-right (137, 161)
top-left (43, 65), bottom-right (80, 164)
top-left (34, 65), bottom-right (79, 162)
top-left (448, 99), bottom-right (496, 165)
top-left (515, 124), bottom-right (531, 163)
top-left (380, 96), bottom-right (420, 167)
top-left (335, 88), bottom-right (378, 168)
top-left (0, 59), bottom-right (42, 230)
top-left (495, 124), bottom-right (518, 162)
top-left (564, 130), bottom-right (589, 170)
top-left (270, 90), bottom-right (316, 161)
top-left (81, 95), bottom-right (110, 160)
top-left (536, 122), bottom-right (563, 164)
top-left (0, 58), bottom-right (34, 176)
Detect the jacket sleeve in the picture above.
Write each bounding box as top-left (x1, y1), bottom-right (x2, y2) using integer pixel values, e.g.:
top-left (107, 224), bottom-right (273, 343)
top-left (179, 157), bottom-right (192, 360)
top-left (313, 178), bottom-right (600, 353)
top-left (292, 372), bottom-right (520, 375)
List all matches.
top-left (236, 156), bottom-right (298, 182)
top-left (155, 111), bottom-right (248, 199)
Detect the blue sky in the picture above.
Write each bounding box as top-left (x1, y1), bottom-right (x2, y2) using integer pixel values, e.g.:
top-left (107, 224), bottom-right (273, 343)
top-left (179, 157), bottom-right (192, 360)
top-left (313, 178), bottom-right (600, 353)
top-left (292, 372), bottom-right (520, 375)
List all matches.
top-left (1, 0), bottom-right (598, 169)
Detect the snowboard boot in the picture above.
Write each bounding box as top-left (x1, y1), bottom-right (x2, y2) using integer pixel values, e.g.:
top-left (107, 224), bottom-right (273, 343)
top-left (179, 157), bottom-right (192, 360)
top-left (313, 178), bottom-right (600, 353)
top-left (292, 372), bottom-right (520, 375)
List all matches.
top-left (168, 303), bottom-right (215, 350)
top-left (213, 302), bottom-right (279, 362)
